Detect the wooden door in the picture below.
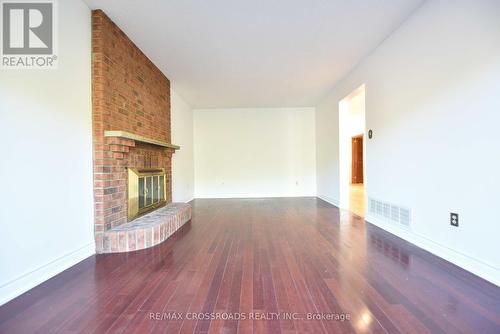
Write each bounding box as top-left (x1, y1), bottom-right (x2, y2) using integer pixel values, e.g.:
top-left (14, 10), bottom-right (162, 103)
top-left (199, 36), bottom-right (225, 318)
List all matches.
top-left (351, 135), bottom-right (363, 184)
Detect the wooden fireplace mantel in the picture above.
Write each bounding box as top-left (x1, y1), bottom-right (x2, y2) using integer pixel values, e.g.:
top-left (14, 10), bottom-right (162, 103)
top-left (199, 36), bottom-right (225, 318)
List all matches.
top-left (104, 130), bottom-right (180, 150)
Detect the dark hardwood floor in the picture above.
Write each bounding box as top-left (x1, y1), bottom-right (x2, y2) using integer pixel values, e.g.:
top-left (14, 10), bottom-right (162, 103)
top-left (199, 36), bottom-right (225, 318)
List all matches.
top-left (1, 198), bottom-right (499, 333)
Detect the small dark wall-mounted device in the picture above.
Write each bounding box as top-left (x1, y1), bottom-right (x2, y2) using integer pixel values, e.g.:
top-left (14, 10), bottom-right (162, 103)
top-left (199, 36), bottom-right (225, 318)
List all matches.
top-left (368, 129), bottom-right (373, 139)
top-left (450, 213), bottom-right (459, 227)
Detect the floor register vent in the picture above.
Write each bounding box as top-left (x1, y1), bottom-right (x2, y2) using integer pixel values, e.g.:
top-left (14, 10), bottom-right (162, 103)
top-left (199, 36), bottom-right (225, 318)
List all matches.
top-left (368, 197), bottom-right (411, 228)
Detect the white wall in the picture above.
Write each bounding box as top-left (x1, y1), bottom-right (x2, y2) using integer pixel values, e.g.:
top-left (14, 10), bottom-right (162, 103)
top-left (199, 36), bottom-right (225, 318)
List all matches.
top-left (316, 0), bottom-right (500, 285)
top-left (0, 0), bottom-right (93, 305)
top-left (343, 90), bottom-right (365, 137)
top-left (171, 88), bottom-right (195, 202)
top-left (194, 108), bottom-right (316, 198)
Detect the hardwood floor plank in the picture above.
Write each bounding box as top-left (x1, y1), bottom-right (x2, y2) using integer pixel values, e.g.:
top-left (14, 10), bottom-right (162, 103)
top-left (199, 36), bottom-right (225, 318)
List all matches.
top-left (194, 233), bottom-right (233, 333)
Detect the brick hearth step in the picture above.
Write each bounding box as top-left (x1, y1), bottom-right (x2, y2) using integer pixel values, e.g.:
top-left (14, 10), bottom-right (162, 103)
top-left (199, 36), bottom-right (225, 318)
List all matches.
top-left (102, 203), bottom-right (192, 253)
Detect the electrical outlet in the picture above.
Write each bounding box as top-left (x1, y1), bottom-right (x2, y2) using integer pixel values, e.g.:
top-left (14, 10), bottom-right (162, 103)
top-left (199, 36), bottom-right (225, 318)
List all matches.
top-left (450, 213), bottom-right (459, 227)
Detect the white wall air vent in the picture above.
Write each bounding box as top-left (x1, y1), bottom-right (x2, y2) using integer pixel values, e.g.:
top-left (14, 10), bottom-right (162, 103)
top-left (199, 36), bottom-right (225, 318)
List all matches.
top-left (399, 207), bottom-right (411, 227)
top-left (369, 197), bottom-right (412, 229)
top-left (383, 203), bottom-right (391, 219)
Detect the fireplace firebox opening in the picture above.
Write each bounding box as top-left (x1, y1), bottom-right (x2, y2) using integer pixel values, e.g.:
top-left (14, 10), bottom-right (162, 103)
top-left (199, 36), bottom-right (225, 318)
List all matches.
top-left (128, 168), bottom-right (167, 221)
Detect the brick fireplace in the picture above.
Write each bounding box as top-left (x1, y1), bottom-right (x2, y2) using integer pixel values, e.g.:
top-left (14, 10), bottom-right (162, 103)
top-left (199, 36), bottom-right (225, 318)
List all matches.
top-left (91, 10), bottom-right (189, 253)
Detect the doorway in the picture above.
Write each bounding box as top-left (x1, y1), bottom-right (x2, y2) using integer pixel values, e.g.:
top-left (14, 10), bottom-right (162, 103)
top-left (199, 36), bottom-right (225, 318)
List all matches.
top-left (339, 85), bottom-right (366, 217)
top-left (351, 135), bottom-right (363, 184)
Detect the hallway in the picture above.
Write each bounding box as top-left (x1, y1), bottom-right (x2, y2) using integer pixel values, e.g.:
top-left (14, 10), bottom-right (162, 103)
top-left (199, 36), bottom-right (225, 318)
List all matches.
top-left (348, 184), bottom-right (366, 217)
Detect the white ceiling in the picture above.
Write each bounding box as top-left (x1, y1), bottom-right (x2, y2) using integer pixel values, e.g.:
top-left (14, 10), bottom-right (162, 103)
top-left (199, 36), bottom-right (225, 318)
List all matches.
top-left (83, 0), bottom-right (424, 108)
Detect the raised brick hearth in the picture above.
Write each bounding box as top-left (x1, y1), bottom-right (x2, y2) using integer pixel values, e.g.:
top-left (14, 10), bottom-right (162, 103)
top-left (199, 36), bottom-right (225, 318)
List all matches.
top-left (102, 203), bottom-right (191, 253)
top-left (92, 10), bottom-right (190, 253)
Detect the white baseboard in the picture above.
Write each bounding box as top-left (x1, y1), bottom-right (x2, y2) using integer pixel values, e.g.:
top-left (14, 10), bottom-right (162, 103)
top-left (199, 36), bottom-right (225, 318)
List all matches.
top-left (0, 242), bottom-right (96, 306)
top-left (365, 214), bottom-right (500, 287)
top-left (193, 193), bottom-right (317, 199)
top-left (173, 197), bottom-right (195, 203)
top-left (316, 195), bottom-right (340, 207)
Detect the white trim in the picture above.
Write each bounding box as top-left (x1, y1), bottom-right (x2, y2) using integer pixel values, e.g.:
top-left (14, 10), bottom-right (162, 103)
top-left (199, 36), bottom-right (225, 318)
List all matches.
top-left (0, 242), bottom-right (95, 306)
top-left (193, 193), bottom-right (317, 199)
top-left (172, 197), bottom-right (195, 203)
top-left (365, 214), bottom-right (500, 287)
top-left (316, 195), bottom-right (340, 207)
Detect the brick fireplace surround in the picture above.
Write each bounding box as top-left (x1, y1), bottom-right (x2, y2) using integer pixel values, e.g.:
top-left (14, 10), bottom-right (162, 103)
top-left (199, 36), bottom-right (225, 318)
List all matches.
top-left (92, 10), bottom-right (190, 253)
